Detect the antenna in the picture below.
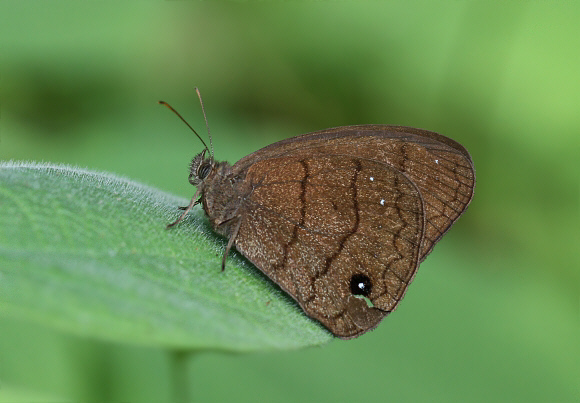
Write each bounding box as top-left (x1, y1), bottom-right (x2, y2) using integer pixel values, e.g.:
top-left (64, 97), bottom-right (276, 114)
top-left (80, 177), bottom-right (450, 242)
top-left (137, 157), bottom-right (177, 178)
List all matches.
top-left (195, 87), bottom-right (214, 159)
top-left (158, 99), bottom-right (210, 155)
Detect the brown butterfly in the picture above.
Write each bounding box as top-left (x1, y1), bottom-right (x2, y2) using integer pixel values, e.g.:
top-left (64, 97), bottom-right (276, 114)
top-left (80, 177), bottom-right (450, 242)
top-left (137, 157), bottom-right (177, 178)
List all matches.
top-left (162, 91), bottom-right (475, 339)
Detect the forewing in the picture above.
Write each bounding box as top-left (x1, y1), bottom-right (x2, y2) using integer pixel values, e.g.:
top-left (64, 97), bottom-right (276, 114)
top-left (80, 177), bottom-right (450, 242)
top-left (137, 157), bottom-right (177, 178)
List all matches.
top-left (234, 125), bottom-right (475, 261)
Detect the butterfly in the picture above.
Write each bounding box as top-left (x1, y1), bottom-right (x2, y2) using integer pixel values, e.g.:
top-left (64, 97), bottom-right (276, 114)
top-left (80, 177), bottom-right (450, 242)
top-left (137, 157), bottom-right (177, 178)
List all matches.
top-left (163, 91), bottom-right (475, 338)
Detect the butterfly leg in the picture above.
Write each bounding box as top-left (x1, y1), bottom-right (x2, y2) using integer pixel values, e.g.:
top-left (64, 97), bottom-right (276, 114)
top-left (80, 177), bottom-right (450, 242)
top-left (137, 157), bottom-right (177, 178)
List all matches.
top-left (167, 187), bottom-right (202, 229)
top-left (221, 217), bottom-right (242, 271)
top-left (177, 203), bottom-right (199, 211)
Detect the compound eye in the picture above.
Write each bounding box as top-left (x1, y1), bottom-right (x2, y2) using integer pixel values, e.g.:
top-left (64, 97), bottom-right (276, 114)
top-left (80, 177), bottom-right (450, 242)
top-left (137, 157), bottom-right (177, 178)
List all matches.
top-left (198, 163), bottom-right (212, 180)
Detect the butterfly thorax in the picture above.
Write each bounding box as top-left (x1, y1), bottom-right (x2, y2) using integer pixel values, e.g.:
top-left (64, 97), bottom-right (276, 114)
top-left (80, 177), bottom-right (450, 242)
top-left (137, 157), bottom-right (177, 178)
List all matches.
top-left (200, 160), bottom-right (247, 238)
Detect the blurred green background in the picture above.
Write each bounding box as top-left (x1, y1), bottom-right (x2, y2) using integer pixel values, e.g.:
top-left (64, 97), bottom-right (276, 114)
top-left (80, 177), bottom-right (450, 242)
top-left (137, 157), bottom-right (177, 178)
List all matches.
top-left (0, 1), bottom-right (578, 402)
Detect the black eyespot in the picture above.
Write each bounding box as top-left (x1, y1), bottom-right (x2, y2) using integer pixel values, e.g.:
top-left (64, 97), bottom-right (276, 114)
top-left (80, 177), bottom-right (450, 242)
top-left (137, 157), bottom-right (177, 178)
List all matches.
top-left (198, 163), bottom-right (212, 180)
top-left (350, 274), bottom-right (372, 297)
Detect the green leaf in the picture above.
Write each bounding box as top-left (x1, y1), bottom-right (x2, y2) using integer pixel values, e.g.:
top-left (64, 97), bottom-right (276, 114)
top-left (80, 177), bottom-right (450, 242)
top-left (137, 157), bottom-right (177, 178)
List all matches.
top-left (0, 161), bottom-right (332, 351)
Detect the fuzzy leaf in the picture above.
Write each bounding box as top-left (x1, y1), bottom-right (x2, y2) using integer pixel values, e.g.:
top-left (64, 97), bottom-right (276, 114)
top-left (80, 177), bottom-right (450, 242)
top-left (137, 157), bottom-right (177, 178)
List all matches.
top-left (0, 162), bottom-right (332, 351)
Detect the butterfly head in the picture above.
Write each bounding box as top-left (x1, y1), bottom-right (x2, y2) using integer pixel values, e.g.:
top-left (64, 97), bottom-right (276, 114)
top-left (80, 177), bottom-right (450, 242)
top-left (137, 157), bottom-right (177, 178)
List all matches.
top-left (189, 149), bottom-right (214, 186)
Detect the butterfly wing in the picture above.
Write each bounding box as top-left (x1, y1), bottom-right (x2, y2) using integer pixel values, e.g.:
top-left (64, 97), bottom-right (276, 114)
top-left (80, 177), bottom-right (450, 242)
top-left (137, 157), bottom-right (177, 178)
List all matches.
top-left (226, 125), bottom-right (474, 338)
